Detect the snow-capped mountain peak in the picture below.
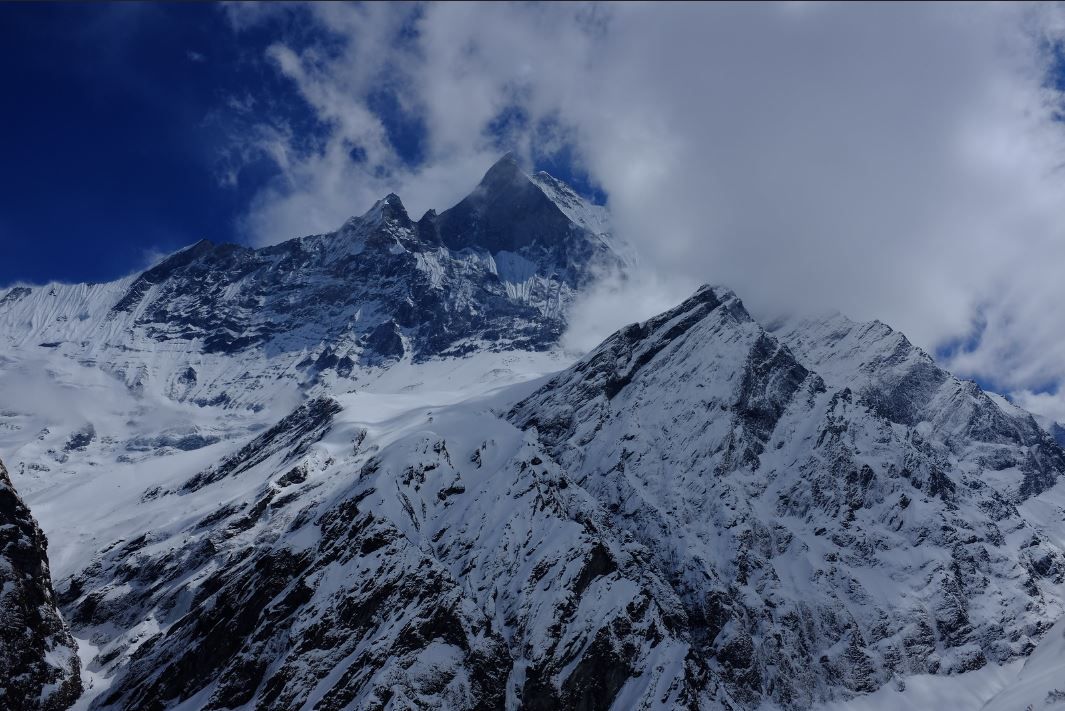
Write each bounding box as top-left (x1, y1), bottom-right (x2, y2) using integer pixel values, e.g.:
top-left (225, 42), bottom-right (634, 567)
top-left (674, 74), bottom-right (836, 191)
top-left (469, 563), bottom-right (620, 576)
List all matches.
top-left (509, 283), bottom-right (1065, 707)
top-left (359, 192), bottom-right (413, 230)
top-left (434, 154), bottom-right (617, 273)
top-left (0, 156), bottom-right (626, 412)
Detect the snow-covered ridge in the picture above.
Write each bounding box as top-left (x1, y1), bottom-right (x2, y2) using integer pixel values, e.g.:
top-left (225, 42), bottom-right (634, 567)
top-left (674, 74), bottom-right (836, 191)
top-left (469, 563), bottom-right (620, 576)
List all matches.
top-left (770, 312), bottom-right (1065, 500)
top-left (5, 280), bottom-right (1061, 709)
top-left (510, 285), bottom-right (1065, 707)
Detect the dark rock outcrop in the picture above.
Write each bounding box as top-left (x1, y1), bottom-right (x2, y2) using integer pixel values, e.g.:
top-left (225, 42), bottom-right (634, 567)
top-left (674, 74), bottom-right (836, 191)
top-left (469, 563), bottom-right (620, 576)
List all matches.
top-left (0, 457), bottom-right (82, 710)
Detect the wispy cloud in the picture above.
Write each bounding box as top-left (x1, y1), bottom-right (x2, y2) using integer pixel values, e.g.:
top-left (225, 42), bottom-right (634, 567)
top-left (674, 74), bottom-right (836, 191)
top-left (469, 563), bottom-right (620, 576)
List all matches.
top-left (223, 3), bottom-right (1065, 422)
top-left (1011, 388), bottom-right (1065, 426)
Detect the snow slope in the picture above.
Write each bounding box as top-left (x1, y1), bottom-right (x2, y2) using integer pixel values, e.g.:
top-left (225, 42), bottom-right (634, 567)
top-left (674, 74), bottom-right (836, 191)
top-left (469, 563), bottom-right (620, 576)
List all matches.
top-left (982, 614), bottom-right (1065, 711)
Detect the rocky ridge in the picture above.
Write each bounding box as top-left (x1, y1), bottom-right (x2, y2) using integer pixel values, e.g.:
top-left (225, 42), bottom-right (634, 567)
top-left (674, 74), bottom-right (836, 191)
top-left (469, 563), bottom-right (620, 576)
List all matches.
top-left (0, 456), bottom-right (82, 710)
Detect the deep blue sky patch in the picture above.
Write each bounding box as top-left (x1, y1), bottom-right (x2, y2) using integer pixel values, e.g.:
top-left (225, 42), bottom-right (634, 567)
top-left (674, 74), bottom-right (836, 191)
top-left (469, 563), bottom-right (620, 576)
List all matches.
top-left (1, 4), bottom-right (278, 285)
top-left (0, 3), bottom-right (596, 287)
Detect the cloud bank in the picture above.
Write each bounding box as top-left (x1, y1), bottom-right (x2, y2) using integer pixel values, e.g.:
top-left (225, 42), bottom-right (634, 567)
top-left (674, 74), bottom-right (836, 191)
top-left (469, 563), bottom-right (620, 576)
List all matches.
top-left (224, 2), bottom-right (1065, 421)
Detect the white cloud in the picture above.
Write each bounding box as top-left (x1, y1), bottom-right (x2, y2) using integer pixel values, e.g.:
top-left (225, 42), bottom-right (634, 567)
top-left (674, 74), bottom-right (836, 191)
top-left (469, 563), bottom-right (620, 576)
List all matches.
top-left (225, 3), bottom-right (1065, 422)
top-left (1011, 389), bottom-right (1065, 427)
top-left (561, 270), bottom-right (692, 355)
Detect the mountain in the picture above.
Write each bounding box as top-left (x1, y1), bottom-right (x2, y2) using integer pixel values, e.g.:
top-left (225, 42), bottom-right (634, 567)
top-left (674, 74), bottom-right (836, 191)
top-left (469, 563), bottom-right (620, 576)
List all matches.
top-left (2, 156), bottom-right (1065, 710)
top-left (0, 155), bottom-right (624, 411)
top-left (0, 456), bottom-right (82, 710)
top-left (509, 286), bottom-right (1065, 707)
top-left (11, 284), bottom-right (1060, 709)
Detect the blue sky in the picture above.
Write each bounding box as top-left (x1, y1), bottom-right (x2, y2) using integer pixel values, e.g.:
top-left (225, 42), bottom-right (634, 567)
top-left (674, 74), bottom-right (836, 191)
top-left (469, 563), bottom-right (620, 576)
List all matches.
top-left (0, 3), bottom-right (599, 287)
top-left (2, 5), bottom-right (258, 285)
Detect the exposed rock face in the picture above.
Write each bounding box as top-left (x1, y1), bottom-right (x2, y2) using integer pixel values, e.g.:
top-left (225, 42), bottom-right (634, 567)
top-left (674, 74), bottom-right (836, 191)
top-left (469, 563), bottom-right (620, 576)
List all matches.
top-left (436, 153), bottom-right (613, 290)
top-left (0, 457), bottom-right (81, 710)
top-left (982, 614), bottom-right (1065, 711)
top-left (105, 189), bottom-right (576, 362)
